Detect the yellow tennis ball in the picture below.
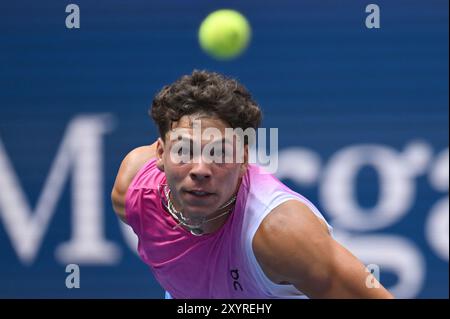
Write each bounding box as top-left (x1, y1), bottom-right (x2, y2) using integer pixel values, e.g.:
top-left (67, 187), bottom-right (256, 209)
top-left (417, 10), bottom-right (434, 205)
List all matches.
top-left (198, 9), bottom-right (251, 60)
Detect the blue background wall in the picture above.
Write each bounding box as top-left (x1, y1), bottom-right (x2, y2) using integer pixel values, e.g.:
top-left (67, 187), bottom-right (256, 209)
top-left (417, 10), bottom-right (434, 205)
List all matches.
top-left (0, 0), bottom-right (448, 298)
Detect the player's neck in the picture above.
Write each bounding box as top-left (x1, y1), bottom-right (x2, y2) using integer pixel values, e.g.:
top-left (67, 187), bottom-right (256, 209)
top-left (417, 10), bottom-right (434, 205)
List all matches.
top-left (201, 178), bottom-right (242, 234)
top-left (170, 178), bottom-right (242, 235)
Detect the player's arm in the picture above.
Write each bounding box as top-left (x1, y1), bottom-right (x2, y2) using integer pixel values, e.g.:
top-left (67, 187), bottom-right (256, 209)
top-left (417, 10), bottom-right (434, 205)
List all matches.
top-left (111, 143), bottom-right (157, 223)
top-left (252, 200), bottom-right (394, 298)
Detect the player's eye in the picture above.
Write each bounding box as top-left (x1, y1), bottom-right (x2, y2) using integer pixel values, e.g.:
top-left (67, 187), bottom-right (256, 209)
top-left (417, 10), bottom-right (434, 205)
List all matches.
top-left (177, 146), bottom-right (193, 162)
top-left (209, 148), bottom-right (226, 159)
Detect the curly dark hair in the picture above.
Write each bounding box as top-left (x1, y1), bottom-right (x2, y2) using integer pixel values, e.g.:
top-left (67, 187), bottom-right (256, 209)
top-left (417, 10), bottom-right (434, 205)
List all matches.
top-left (150, 70), bottom-right (262, 144)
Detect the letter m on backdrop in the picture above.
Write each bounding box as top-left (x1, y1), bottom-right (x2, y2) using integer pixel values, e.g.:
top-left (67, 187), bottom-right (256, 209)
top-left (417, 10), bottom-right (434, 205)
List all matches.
top-left (0, 114), bottom-right (120, 265)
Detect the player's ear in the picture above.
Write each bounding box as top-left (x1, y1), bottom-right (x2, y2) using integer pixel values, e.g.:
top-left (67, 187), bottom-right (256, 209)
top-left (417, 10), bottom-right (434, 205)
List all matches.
top-left (239, 144), bottom-right (249, 177)
top-left (156, 137), bottom-right (165, 171)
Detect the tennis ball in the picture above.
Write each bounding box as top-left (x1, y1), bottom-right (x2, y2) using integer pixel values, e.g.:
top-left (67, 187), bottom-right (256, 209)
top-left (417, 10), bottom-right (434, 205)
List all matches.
top-left (198, 9), bottom-right (251, 60)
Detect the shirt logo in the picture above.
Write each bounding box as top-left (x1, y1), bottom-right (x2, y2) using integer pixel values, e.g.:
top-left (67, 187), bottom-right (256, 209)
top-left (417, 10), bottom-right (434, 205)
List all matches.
top-left (230, 269), bottom-right (243, 291)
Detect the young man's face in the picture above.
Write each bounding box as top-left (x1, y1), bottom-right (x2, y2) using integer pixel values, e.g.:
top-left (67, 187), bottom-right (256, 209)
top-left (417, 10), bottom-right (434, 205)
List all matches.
top-left (156, 114), bottom-right (248, 218)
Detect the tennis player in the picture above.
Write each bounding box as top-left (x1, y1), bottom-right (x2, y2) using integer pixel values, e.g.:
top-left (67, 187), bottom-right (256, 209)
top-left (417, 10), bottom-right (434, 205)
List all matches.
top-left (111, 70), bottom-right (393, 299)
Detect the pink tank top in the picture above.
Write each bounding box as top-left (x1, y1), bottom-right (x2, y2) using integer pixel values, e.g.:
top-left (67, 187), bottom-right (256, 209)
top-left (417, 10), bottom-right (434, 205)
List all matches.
top-left (125, 158), bottom-right (331, 299)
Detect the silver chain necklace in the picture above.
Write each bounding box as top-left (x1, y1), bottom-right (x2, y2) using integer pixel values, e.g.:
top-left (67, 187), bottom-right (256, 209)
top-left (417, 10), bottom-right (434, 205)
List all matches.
top-left (159, 184), bottom-right (237, 236)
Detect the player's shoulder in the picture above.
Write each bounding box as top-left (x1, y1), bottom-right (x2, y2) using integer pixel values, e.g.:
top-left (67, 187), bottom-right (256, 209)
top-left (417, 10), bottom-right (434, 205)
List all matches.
top-left (255, 200), bottom-right (327, 240)
top-left (251, 200), bottom-right (332, 284)
top-left (111, 143), bottom-right (158, 223)
top-left (123, 144), bottom-right (157, 171)
top-left (114, 143), bottom-right (158, 195)
top-left (253, 200), bottom-right (330, 258)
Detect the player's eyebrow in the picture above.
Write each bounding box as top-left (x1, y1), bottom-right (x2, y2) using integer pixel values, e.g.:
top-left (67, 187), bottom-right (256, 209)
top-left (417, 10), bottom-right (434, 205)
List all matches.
top-left (176, 135), bottom-right (233, 146)
top-left (209, 138), bottom-right (233, 147)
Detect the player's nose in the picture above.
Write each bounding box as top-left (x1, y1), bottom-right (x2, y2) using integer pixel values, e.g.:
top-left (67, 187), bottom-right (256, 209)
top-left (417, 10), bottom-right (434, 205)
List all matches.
top-left (189, 158), bottom-right (212, 181)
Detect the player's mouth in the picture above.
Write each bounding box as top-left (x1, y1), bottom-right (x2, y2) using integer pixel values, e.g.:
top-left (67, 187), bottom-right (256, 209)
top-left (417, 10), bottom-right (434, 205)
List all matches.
top-left (183, 189), bottom-right (215, 199)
